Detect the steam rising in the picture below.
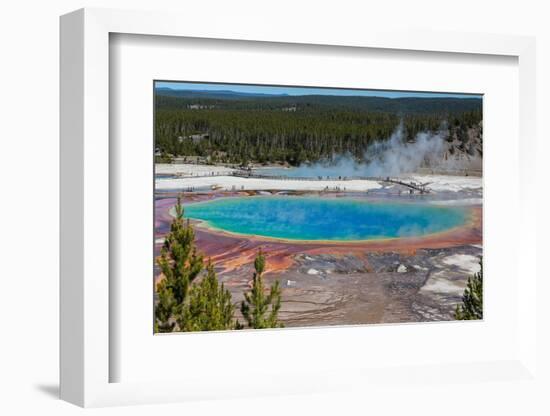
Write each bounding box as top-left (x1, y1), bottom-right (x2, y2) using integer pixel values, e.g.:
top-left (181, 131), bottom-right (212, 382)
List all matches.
top-left (287, 123), bottom-right (449, 178)
top-left (361, 122), bottom-right (447, 176)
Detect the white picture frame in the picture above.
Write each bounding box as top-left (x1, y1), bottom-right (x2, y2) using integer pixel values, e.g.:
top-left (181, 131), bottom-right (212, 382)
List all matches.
top-left (60, 7), bottom-right (537, 407)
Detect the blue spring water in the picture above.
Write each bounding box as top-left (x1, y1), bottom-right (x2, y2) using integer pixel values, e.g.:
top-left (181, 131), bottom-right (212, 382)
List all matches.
top-left (183, 196), bottom-right (467, 241)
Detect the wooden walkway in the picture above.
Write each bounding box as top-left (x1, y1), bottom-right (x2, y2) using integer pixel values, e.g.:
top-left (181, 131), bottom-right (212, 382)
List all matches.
top-left (168, 170), bottom-right (432, 193)
top-left (384, 178), bottom-right (431, 194)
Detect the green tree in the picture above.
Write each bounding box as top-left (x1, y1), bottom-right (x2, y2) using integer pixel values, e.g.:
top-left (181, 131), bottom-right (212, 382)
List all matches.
top-left (241, 249), bottom-right (283, 329)
top-left (155, 196), bottom-right (204, 332)
top-left (455, 258), bottom-right (483, 320)
top-left (155, 93), bottom-right (482, 165)
top-left (155, 281), bottom-right (177, 333)
top-left (178, 261), bottom-right (240, 331)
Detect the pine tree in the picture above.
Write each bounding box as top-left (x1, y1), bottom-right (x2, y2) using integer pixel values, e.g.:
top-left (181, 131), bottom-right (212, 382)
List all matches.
top-left (241, 249), bottom-right (283, 329)
top-left (178, 261), bottom-right (240, 331)
top-left (155, 281), bottom-right (177, 332)
top-left (455, 258), bottom-right (483, 320)
top-left (155, 196), bottom-right (204, 332)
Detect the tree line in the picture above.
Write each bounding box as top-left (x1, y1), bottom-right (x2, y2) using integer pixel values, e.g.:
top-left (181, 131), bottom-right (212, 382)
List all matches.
top-left (155, 196), bottom-right (283, 332)
top-left (155, 93), bottom-right (482, 166)
top-left (155, 89), bottom-right (482, 114)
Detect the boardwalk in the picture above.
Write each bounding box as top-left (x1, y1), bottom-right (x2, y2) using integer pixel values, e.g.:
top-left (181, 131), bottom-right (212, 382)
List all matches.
top-left (384, 178), bottom-right (431, 194)
top-left (161, 169), bottom-right (431, 194)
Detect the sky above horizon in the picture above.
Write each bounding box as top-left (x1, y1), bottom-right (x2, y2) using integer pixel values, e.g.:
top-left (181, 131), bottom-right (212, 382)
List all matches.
top-left (155, 81), bottom-right (482, 99)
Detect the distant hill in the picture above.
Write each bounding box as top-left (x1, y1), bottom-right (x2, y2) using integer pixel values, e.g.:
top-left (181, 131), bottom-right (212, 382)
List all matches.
top-left (155, 87), bottom-right (482, 115)
top-left (155, 87), bottom-right (290, 99)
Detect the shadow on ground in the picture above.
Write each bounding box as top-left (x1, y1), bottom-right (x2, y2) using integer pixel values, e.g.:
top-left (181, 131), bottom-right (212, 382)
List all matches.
top-left (34, 384), bottom-right (59, 399)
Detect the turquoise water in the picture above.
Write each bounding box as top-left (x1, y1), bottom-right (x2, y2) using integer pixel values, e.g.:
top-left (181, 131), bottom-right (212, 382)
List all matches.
top-left (183, 196), bottom-right (467, 241)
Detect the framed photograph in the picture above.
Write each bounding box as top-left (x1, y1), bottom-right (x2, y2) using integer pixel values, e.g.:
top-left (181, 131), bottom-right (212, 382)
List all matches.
top-left (60, 8), bottom-right (538, 407)
top-left (152, 80), bottom-right (484, 333)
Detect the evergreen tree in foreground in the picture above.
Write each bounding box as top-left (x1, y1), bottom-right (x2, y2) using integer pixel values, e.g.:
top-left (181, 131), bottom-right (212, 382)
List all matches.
top-left (455, 258), bottom-right (483, 320)
top-left (155, 196), bottom-right (204, 332)
top-left (154, 282), bottom-right (177, 333)
top-left (178, 261), bottom-right (240, 331)
top-left (241, 249), bottom-right (283, 329)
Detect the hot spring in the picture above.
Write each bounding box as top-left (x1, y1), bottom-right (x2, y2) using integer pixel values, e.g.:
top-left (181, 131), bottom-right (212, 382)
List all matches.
top-left (183, 196), bottom-right (468, 241)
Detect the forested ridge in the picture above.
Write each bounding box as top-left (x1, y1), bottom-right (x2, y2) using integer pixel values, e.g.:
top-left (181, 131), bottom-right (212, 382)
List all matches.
top-left (155, 89), bottom-right (482, 165)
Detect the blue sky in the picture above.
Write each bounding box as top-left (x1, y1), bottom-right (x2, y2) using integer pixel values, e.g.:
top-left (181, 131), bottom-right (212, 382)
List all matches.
top-left (155, 81), bottom-right (481, 99)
